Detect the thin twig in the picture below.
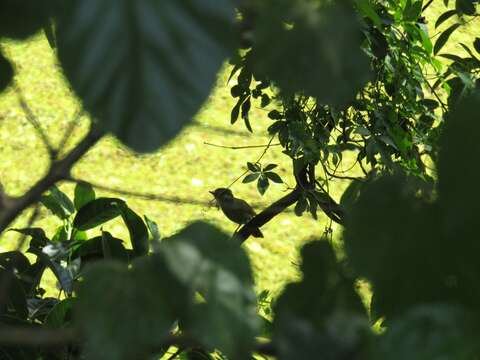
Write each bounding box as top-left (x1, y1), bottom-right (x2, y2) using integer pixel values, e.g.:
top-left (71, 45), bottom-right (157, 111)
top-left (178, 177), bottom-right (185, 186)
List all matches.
top-left (0, 125), bottom-right (104, 234)
top-left (225, 135), bottom-right (276, 189)
top-left (15, 86), bottom-right (56, 159)
top-left (58, 110), bottom-right (84, 153)
top-left (166, 347), bottom-right (185, 360)
top-left (204, 142), bottom-right (281, 150)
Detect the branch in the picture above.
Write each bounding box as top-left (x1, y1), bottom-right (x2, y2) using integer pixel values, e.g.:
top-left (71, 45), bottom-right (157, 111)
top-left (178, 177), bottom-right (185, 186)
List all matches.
top-left (204, 142), bottom-right (281, 150)
top-left (236, 187), bottom-right (303, 243)
top-left (0, 126), bottom-right (104, 234)
top-left (16, 87), bottom-right (56, 159)
top-left (0, 326), bottom-right (277, 358)
top-left (0, 327), bottom-right (77, 347)
top-left (236, 163), bottom-right (346, 243)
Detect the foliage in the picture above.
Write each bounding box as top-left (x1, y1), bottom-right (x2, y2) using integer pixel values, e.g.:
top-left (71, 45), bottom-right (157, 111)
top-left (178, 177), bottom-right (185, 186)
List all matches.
top-left (0, 0), bottom-right (480, 359)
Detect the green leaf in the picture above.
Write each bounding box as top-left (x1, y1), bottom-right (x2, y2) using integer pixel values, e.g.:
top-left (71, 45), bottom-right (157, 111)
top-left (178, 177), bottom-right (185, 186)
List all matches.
top-left (254, 1), bottom-right (371, 107)
top-left (375, 305), bottom-right (480, 359)
top-left (403, 0), bottom-right (423, 21)
top-left (294, 196), bottom-right (308, 216)
top-left (434, 23), bottom-right (461, 55)
top-left (257, 175), bottom-right (269, 195)
top-left (0, 269), bottom-right (28, 319)
top-left (144, 215), bottom-right (161, 242)
top-left (340, 180), bottom-right (363, 209)
top-left (247, 162), bottom-right (260, 172)
top-left (72, 234), bottom-right (129, 263)
top-left (474, 38), bottom-right (480, 54)
top-left (435, 10), bottom-right (457, 28)
top-left (57, 0), bottom-right (237, 153)
top-left (160, 222), bottom-right (259, 360)
top-left (455, 0), bottom-right (476, 15)
top-left (0, 1), bottom-right (53, 39)
top-left (265, 172), bottom-right (283, 184)
top-left (230, 84), bottom-right (243, 98)
top-left (263, 163), bottom-right (278, 171)
top-left (0, 51), bottom-right (14, 92)
top-left (273, 241), bottom-right (369, 360)
top-left (355, 0), bottom-right (382, 28)
top-left (77, 258), bottom-right (189, 360)
top-left (10, 228), bottom-right (49, 249)
top-left (46, 298), bottom-right (75, 328)
top-left (73, 198), bottom-right (124, 230)
top-left (268, 109), bottom-right (282, 120)
top-left (231, 96), bottom-right (244, 124)
top-left (243, 173), bottom-right (260, 183)
top-left (29, 247), bottom-right (74, 295)
top-left (52, 225), bottom-right (69, 242)
top-left (261, 94), bottom-right (271, 107)
top-left (40, 186), bottom-right (75, 219)
top-left (241, 97), bottom-right (253, 132)
top-left (419, 98), bottom-right (439, 110)
top-left (74, 182), bottom-right (96, 211)
top-left (119, 205), bottom-right (149, 257)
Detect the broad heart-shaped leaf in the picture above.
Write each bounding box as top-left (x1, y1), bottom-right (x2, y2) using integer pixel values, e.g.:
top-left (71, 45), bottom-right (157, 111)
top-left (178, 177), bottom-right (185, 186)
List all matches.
top-left (253, 0), bottom-right (371, 107)
top-left (73, 198), bottom-right (125, 230)
top-left (56, 0), bottom-right (237, 153)
top-left (159, 222), bottom-right (259, 360)
top-left (273, 241), bottom-right (370, 360)
top-left (74, 181), bottom-right (96, 211)
top-left (76, 258), bottom-right (189, 360)
top-left (119, 205), bottom-right (149, 257)
top-left (0, 51), bottom-right (14, 92)
top-left (374, 304), bottom-right (480, 360)
top-left (344, 169), bottom-right (480, 322)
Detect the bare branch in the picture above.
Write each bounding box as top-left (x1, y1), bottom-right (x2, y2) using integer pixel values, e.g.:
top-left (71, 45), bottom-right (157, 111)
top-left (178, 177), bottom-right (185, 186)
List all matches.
top-left (0, 126), bottom-right (104, 234)
top-left (0, 327), bottom-right (78, 347)
top-left (204, 142), bottom-right (281, 150)
top-left (15, 86), bottom-right (57, 159)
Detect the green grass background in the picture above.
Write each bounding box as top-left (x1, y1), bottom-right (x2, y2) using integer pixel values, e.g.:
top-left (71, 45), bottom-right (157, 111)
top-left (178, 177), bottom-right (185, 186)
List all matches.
top-left (0, 1), bottom-right (478, 299)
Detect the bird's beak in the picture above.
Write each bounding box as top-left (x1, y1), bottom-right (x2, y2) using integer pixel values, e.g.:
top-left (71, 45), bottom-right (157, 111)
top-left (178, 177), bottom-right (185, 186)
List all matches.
top-left (209, 191), bottom-right (215, 195)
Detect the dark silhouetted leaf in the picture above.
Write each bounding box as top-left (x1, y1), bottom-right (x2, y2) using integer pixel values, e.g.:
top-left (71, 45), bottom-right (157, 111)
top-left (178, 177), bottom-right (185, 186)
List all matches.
top-left (265, 172), bottom-right (283, 184)
top-left (254, 1), bottom-right (371, 106)
top-left (0, 51), bottom-right (14, 91)
top-left (119, 205), bottom-right (149, 257)
top-left (160, 222), bottom-right (259, 360)
top-left (274, 241), bottom-right (369, 360)
top-left (243, 173), bottom-right (260, 183)
top-left (73, 198), bottom-right (124, 230)
top-left (434, 23), bottom-right (461, 55)
top-left (257, 175), bottom-right (269, 195)
top-left (77, 257), bottom-right (188, 360)
top-left (435, 10), bottom-right (457, 28)
top-left (375, 304), bottom-right (480, 359)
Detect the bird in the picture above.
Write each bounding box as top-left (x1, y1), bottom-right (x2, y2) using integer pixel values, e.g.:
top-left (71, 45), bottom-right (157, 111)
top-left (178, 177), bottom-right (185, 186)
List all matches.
top-left (209, 188), bottom-right (263, 238)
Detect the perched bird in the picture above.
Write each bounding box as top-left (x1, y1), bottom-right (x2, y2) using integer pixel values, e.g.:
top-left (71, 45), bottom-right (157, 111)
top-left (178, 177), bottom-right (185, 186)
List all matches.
top-left (209, 188), bottom-right (263, 238)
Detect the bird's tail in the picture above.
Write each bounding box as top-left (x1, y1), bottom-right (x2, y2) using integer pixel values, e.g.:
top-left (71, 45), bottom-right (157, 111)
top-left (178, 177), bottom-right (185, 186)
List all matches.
top-left (251, 227), bottom-right (263, 238)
